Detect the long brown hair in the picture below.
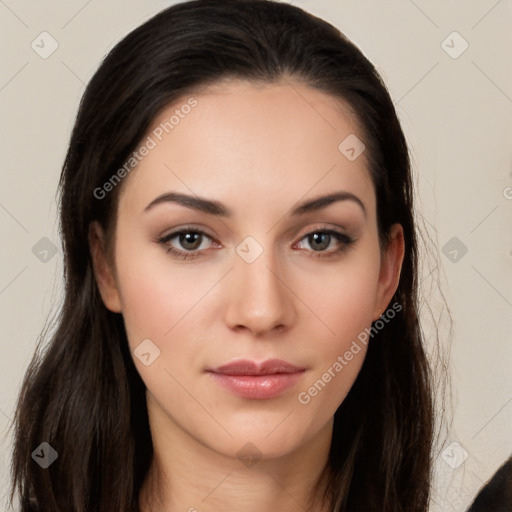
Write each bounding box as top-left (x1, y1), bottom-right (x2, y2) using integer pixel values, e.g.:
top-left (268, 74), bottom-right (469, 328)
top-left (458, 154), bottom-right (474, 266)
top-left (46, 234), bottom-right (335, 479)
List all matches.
top-left (10, 1), bottom-right (444, 510)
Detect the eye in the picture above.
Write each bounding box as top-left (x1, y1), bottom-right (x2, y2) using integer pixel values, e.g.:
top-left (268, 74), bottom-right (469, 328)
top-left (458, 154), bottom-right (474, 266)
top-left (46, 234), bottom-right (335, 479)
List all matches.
top-left (157, 228), bottom-right (216, 260)
top-left (295, 229), bottom-right (355, 258)
top-left (156, 226), bottom-right (355, 261)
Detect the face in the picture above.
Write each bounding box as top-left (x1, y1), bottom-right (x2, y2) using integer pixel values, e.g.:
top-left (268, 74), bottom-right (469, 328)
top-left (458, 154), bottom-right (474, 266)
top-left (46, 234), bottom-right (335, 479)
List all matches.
top-left (90, 78), bottom-right (404, 462)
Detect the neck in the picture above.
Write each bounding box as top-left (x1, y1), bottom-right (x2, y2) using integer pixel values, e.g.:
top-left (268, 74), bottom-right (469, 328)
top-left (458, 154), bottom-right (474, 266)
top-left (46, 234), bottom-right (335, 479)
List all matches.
top-left (139, 395), bottom-right (333, 512)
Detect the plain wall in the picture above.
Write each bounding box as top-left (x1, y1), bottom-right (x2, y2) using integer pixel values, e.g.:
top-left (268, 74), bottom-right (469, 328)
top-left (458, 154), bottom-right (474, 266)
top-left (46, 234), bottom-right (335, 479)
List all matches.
top-left (1, 1), bottom-right (511, 510)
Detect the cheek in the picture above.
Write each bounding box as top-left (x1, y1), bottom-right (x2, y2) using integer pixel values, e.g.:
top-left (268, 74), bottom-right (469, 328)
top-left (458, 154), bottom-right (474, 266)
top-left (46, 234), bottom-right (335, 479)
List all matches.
top-left (294, 285), bottom-right (375, 416)
top-left (115, 260), bottom-right (173, 345)
top-left (292, 253), bottom-right (380, 407)
top-left (322, 271), bottom-right (378, 344)
top-left (113, 229), bottom-right (213, 345)
top-left (116, 240), bottom-right (381, 354)
top-left (296, 250), bottom-right (381, 349)
top-left (113, 251), bottom-right (211, 398)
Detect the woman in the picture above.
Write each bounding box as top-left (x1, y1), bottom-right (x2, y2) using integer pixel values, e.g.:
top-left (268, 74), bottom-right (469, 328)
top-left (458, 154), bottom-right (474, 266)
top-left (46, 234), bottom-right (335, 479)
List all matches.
top-left (9, 0), bottom-right (440, 510)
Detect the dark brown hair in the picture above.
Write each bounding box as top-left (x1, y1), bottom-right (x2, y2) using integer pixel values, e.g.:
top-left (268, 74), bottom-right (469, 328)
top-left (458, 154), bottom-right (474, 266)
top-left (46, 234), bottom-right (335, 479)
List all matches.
top-left (10, 1), bottom-right (442, 510)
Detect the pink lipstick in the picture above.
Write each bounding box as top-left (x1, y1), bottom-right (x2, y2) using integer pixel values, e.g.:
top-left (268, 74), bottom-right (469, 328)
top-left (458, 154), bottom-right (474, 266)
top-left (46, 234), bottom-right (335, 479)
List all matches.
top-left (206, 359), bottom-right (305, 400)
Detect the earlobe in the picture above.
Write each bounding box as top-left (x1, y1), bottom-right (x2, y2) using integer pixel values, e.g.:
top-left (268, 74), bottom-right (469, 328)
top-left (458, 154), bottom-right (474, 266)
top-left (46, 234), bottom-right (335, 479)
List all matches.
top-left (373, 223), bottom-right (405, 320)
top-left (88, 221), bottom-right (122, 313)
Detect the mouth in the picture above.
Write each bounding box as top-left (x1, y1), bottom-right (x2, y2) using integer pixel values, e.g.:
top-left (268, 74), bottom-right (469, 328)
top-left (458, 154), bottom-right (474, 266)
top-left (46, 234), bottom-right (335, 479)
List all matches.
top-left (205, 359), bottom-right (306, 400)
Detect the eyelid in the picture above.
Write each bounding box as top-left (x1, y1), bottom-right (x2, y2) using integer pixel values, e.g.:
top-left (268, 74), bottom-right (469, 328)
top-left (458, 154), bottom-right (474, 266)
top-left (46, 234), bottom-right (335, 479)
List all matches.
top-left (157, 222), bottom-right (352, 242)
top-left (156, 223), bottom-right (356, 260)
top-left (158, 224), bottom-right (217, 242)
top-left (296, 222), bottom-right (351, 237)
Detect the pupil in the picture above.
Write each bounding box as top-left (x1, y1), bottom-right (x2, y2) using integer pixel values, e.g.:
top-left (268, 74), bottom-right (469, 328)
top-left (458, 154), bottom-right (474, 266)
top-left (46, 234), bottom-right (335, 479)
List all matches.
top-left (311, 233), bottom-right (329, 251)
top-left (180, 232), bottom-right (201, 250)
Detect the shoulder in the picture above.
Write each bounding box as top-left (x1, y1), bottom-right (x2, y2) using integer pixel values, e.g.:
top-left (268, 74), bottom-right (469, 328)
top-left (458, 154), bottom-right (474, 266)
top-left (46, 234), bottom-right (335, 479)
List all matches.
top-left (467, 456), bottom-right (512, 512)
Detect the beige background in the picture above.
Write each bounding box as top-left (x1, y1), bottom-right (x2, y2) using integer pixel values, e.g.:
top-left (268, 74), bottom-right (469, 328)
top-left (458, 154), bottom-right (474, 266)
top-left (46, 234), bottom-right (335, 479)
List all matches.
top-left (1, 1), bottom-right (511, 510)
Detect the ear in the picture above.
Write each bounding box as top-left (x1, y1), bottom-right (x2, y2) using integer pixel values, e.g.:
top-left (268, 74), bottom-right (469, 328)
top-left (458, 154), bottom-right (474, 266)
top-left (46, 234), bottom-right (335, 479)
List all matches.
top-left (372, 223), bottom-right (405, 321)
top-left (88, 221), bottom-right (122, 313)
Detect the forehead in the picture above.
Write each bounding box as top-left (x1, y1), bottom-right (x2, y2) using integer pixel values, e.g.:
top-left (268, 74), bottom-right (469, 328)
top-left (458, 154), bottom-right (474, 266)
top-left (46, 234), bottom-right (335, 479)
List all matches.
top-left (118, 78), bottom-right (375, 218)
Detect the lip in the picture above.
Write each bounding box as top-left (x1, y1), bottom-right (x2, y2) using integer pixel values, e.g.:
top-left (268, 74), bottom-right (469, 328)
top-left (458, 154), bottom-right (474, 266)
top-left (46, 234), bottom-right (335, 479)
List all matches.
top-left (206, 359), bottom-right (306, 400)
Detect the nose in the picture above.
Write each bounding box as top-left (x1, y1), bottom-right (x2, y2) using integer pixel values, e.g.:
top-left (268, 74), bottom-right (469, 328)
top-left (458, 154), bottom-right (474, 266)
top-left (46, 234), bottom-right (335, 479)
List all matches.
top-left (223, 242), bottom-right (297, 336)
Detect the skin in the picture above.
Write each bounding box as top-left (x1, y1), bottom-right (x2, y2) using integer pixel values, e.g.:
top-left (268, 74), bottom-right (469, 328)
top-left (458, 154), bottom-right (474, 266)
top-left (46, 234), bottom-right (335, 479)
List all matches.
top-left (89, 77), bottom-right (404, 512)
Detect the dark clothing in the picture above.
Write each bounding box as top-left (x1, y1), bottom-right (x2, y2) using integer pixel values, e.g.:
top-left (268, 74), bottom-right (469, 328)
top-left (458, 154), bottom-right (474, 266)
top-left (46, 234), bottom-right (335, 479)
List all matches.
top-left (467, 457), bottom-right (512, 512)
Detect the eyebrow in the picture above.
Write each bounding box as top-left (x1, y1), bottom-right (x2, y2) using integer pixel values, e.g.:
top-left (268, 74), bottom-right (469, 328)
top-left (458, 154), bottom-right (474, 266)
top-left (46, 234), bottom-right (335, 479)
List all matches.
top-left (144, 190), bottom-right (367, 218)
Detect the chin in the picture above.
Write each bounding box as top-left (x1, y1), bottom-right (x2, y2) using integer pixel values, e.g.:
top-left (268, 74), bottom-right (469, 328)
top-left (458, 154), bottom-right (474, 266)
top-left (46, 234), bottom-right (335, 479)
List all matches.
top-left (202, 416), bottom-right (324, 463)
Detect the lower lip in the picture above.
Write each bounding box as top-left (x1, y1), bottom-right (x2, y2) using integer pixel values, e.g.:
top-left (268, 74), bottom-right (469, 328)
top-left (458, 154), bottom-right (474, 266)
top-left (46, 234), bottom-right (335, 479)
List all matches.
top-left (207, 371), bottom-right (305, 400)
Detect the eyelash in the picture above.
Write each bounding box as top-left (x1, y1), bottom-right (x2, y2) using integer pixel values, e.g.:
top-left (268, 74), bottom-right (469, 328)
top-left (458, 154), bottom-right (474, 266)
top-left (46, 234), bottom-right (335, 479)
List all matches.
top-left (157, 226), bottom-right (355, 261)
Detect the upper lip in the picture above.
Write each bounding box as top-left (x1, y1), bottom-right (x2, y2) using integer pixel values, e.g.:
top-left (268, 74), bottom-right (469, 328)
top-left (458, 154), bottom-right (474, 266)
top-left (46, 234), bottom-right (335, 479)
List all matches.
top-left (208, 359), bottom-right (305, 376)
